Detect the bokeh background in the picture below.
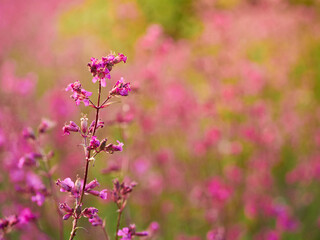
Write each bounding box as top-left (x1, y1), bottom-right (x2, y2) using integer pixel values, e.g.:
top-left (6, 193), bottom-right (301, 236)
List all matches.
top-left (1, 0), bottom-right (320, 239)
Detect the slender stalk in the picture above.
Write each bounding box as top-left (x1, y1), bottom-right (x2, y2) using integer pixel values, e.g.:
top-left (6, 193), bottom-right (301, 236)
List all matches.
top-left (35, 139), bottom-right (64, 240)
top-left (115, 207), bottom-right (123, 240)
top-left (101, 226), bottom-right (110, 240)
top-left (93, 82), bottom-right (102, 136)
top-left (69, 81), bottom-right (102, 240)
top-left (69, 218), bottom-right (78, 240)
top-left (45, 159), bottom-right (64, 240)
top-left (100, 95), bottom-right (111, 108)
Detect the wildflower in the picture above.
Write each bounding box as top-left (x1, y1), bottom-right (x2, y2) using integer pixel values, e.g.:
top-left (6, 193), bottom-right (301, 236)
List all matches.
top-left (56, 178), bottom-right (75, 192)
top-left (63, 121), bottom-right (80, 135)
top-left (31, 192), bottom-right (45, 206)
top-left (59, 203), bottom-right (74, 220)
top-left (82, 207), bottom-right (98, 218)
top-left (88, 53), bottom-right (127, 87)
top-left (88, 215), bottom-right (103, 226)
top-left (18, 208), bottom-right (37, 224)
top-left (65, 80), bottom-right (92, 106)
top-left (88, 119), bottom-right (104, 133)
top-left (118, 224), bottom-right (148, 240)
top-left (22, 127), bottom-right (35, 140)
top-left (105, 140), bottom-right (124, 154)
top-left (110, 78), bottom-right (131, 96)
top-left (18, 152), bottom-right (42, 168)
top-left (0, 215), bottom-right (19, 231)
top-left (89, 136), bottom-right (100, 150)
top-left (111, 179), bottom-right (136, 204)
top-left (99, 189), bottom-right (109, 200)
top-left (85, 179), bottom-right (100, 191)
top-left (38, 118), bottom-right (55, 133)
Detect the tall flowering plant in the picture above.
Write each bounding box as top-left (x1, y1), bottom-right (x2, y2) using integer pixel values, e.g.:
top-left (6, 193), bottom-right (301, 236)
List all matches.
top-left (56, 53), bottom-right (149, 240)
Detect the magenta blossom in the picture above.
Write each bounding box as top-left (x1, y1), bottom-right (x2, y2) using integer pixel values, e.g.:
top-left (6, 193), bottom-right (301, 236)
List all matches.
top-left (59, 203), bottom-right (74, 220)
top-left (105, 140), bottom-right (124, 154)
top-left (88, 215), bottom-right (103, 226)
top-left (63, 121), bottom-right (80, 135)
top-left (88, 119), bottom-right (104, 133)
top-left (18, 152), bottom-right (42, 168)
top-left (18, 208), bottom-right (37, 224)
top-left (88, 53), bottom-right (127, 87)
top-left (65, 80), bottom-right (92, 106)
top-left (31, 192), bottom-right (45, 206)
top-left (110, 77), bottom-right (131, 96)
top-left (89, 136), bottom-right (100, 150)
top-left (82, 207), bottom-right (98, 219)
top-left (118, 224), bottom-right (148, 240)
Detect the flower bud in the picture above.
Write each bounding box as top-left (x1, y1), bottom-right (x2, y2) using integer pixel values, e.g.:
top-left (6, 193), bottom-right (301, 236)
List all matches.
top-left (80, 116), bottom-right (88, 134)
top-left (99, 138), bottom-right (108, 152)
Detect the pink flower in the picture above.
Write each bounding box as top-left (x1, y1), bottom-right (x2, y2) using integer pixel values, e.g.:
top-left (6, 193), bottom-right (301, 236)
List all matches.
top-left (89, 136), bottom-right (100, 150)
top-left (110, 77), bottom-right (131, 96)
top-left (88, 215), bottom-right (103, 226)
top-left (82, 207), bottom-right (98, 219)
top-left (88, 53), bottom-right (127, 87)
top-left (105, 140), bottom-right (124, 154)
top-left (31, 192), bottom-right (45, 206)
top-left (118, 224), bottom-right (148, 240)
top-left (59, 203), bottom-right (74, 220)
top-left (56, 178), bottom-right (75, 192)
top-left (62, 121), bottom-right (80, 135)
top-left (85, 179), bottom-right (100, 191)
top-left (65, 80), bottom-right (92, 106)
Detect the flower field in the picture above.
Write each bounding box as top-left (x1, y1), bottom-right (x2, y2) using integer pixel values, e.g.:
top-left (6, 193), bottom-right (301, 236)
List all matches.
top-left (1, 0), bottom-right (320, 239)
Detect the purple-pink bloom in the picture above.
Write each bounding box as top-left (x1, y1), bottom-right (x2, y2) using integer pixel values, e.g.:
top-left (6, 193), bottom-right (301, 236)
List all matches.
top-left (56, 178), bottom-right (75, 192)
top-left (118, 224), bottom-right (148, 240)
top-left (18, 152), bottom-right (42, 168)
top-left (88, 119), bottom-right (104, 133)
top-left (18, 208), bottom-right (37, 224)
top-left (89, 136), bottom-right (100, 150)
top-left (31, 192), bottom-right (45, 206)
top-left (110, 77), bottom-right (131, 96)
top-left (63, 121), bottom-right (80, 135)
top-left (88, 53), bottom-right (127, 87)
top-left (105, 140), bottom-right (124, 154)
top-left (82, 207), bottom-right (99, 218)
top-left (59, 203), bottom-right (74, 220)
top-left (85, 179), bottom-right (100, 191)
top-left (38, 118), bottom-right (55, 133)
top-left (88, 215), bottom-right (103, 226)
top-left (99, 189), bottom-right (109, 200)
top-left (65, 80), bottom-right (92, 106)
top-left (118, 227), bottom-right (132, 240)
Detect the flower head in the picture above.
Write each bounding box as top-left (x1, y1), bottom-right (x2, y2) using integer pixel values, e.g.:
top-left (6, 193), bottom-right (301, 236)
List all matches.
top-left (59, 203), bottom-right (74, 220)
top-left (63, 121), bottom-right (80, 135)
top-left (65, 80), bottom-right (92, 106)
top-left (105, 140), bottom-right (124, 154)
top-left (88, 215), bottom-right (103, 226)
top-left (118, 224), bottom-right (148, 240)
top-left (110, 78), bottom-right (131, 96)
top-left (89, 136), bottom-right (100, 150)
top-left (88, 53), bottom-right (127, 87)
top-left (82, 207), bottom-right (99, 218)
top-left (56, 178), bottom-right (75, 192)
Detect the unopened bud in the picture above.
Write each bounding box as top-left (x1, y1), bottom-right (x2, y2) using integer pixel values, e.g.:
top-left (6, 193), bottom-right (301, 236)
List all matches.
top-left (80, 116), bottom-right (88, 134)
top-left (99, 138), bottom-right (108, 152)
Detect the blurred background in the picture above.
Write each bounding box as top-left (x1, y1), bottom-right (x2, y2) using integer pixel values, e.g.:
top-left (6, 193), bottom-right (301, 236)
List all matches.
top-left (1, 0), bottom-right (320, 239)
